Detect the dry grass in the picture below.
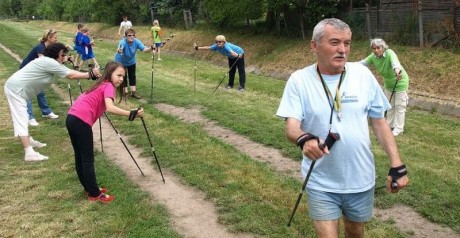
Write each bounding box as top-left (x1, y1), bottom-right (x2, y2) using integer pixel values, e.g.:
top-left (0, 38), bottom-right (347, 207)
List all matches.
top-left (31, 20), bottom-right (460, 104)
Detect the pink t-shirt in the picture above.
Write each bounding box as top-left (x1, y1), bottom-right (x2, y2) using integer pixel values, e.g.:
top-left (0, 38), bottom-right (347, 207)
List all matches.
top-left (68, 81), bottom-right (115, 126)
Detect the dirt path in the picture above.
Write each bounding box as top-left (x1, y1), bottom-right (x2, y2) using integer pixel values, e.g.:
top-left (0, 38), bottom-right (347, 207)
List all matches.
top-left (153, 103), bottom-right (460, 238)
top-left (2, 42), bottom-right (458, 238)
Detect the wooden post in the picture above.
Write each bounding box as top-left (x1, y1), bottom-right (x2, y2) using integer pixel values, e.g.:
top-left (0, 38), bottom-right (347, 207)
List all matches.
top-left (418, 0), bottom-right (424, 47)
top-left (366, 3), bottom-right (372, 39)
top-left (183, 9), bottom-right (192, 29)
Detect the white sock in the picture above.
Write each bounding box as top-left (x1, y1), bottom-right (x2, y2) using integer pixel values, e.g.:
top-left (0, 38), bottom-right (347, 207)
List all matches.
top-left (25, 146), bottom-right (35, 154)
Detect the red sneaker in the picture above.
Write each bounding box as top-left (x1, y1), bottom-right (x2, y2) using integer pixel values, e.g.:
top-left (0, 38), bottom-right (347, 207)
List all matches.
top-left (84, 187), bottom-right (108, 196)
top-left (88, 193), bottom-right (114, 204)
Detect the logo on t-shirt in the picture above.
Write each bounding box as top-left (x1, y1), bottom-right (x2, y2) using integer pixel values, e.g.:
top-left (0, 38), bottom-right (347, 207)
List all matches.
top-left (341, 92), bottom-right (358, 103)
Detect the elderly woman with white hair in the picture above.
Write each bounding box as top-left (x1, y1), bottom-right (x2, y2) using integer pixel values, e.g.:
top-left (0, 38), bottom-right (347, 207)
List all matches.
top-left (360, 38), bottom-right (409, 136)
top-left (194, 35), bottom-right (246, 92)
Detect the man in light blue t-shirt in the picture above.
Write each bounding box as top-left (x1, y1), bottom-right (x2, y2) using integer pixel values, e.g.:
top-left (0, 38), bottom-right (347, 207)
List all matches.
top-left (276, 18), bottom-right (409, 237)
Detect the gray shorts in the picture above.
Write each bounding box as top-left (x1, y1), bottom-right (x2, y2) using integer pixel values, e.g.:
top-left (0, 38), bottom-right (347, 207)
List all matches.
top-left (307, 187), bottom-right (374, 222)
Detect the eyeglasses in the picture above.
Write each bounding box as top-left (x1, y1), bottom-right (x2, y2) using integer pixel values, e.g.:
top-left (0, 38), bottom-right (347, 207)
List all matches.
top-left (127, 34), bottom-right (135, 37)
top-left (215, 41), bottom-right (223, 44)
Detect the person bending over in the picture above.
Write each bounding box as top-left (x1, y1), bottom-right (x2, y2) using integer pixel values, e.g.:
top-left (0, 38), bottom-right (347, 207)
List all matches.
top-left (360, 38), bottom-right (410, 136)
top-left (66, 61), bottom-right (144, 204)
top-left (194, 35), bottom-right (246, 92)
top-left (5, 43), bottom-right (101, 161)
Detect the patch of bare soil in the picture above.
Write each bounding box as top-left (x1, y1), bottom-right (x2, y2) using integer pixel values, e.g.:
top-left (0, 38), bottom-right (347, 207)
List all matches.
top-left (154, 103), bottom-right (460, 238)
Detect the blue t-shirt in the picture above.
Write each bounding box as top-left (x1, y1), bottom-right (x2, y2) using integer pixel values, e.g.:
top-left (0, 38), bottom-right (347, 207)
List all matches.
top-left (209, 42), bottom-right (243, 59)
top-left (114, 38), bottom-right (146, 67)
top-left (74, 32), bottom-right (84, 54)
top-left (20, 43), bottom-right (45, 69)
top-left (276, 62), bottom-right (390, 193)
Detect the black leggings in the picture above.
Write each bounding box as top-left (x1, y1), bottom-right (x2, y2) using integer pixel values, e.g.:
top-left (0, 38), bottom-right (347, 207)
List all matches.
top-left (122, 64), bottom-right (137, 87)
top-left (66, 114), bottom-right (101, 197)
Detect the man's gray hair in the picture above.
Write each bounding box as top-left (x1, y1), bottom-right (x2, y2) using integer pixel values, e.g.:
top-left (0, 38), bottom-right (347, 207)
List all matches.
top-left (370, 38), bottom-right (389, 49)
top-left (312, 18), bottom-right (351, 43)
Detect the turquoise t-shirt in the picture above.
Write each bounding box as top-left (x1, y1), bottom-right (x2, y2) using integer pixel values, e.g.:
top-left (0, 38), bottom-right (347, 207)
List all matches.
top-left (209, 42), bottom-right (243, 59)
top-left (114, 38), bottom-right (146, 67)
top-left (362, 49), bottom-right (409, 92)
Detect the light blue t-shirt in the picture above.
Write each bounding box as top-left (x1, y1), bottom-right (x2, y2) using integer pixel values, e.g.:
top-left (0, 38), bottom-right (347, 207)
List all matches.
top-left (114, 38), bottom-right (146, 67)
top-left (209, 42), bottom-right (243, 59)
top-left (276, 62), bottom-right (390, 193)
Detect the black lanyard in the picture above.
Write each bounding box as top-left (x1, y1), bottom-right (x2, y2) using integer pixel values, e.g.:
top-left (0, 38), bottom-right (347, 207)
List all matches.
top-left (316, 65), bottom-right (346, 128)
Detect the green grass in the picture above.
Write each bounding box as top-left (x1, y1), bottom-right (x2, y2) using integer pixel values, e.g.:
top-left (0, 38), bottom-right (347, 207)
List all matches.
top-left (0, 20), bottom-right (459, 237)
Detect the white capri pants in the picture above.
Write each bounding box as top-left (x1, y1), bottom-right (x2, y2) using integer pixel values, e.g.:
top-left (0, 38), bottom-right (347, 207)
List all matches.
top-left (385, 89), bottom-right (408, 133)
top-left (4, 86), bottom-right (29, 137)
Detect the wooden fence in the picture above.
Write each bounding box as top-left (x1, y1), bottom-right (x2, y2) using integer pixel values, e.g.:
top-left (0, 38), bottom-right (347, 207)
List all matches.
top-left (346, 0), bottom-right (459, 46)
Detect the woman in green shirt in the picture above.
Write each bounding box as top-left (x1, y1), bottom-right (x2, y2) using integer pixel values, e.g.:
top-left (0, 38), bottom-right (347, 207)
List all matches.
top-left (360, 38), bottom-right (409, 136)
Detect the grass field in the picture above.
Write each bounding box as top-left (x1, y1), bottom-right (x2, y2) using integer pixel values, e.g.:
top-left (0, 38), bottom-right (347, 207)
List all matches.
top-left (0, 20), bottom-right (458, 237)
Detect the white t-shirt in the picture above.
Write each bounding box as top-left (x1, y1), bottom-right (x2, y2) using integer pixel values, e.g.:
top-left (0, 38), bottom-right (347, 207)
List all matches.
top-left (120, 20), bottom-right (133, 35)
top-left (5, 57), bottom-right (70, 100)
top-left (276, 62), bottom-right (390, 193)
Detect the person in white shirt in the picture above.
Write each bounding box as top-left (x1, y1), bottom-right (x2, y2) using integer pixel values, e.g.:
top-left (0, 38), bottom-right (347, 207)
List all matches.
top-left (118, 15), bottom-right (132, 36)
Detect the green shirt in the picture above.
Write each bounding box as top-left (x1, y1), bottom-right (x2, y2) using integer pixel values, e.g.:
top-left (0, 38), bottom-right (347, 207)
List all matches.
top-left (362, 49), bottom-right (409, 92)
top-left (151, 26), bottom-right (162, 43)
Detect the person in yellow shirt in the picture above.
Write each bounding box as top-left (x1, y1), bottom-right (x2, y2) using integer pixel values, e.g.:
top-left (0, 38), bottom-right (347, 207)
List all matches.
top-left (151, 20), bottom-right (163, 61)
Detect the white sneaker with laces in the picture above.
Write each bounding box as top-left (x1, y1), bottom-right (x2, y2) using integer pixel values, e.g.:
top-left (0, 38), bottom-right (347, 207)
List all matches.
top-left (28, 119), bottom-right (39, 126)
top-left (42, 112), bottom-right (59, 119)
top-left (25, 152), bottom-right (49, 161)
top-left (30, 140), bottom-right (47, 148)
top-left (392, 130), bottom-right (403, 136)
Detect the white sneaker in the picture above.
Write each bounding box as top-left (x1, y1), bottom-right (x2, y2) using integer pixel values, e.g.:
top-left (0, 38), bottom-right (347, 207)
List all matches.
top-left (42, 112), bottom-right (59, 119)
top-left (392, 130), bottom-right (403, 136)
top-left (30, 140), bottom-right (47, 148)
top-left (28, 119), bottom-right (39, 126)
top-left (25, 152), bottom-right (49, 161)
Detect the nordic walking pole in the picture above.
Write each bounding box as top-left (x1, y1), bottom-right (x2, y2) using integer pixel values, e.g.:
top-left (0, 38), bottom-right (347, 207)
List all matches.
top-left (79, 68), bottom-right (104, 153)
top-left (150, 50), bottom-right (155, 102)
top-left (287, 134), bottom-right (339, 227)
top-left (140, 116), bottom-right (165, 183)
top-left (99, 117), bottom-right (103, 152)
top-left (67, 81), bottom-right (73, 106)
top-left (212, 57), bottom-right (239, 95)
top-left (193, 42), bottom-right (197, 92)
top-left (385, 80), bottom-right (398, 117)
top-left (287, 160), bottom-right (316, 227)
top-left (104, 112), bottom-right (145, 177)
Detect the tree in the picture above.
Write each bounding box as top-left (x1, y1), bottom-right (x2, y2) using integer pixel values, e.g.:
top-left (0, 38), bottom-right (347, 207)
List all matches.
top-left (11, 0), bottom-right (22, 17)
top-left (0, 0), bottom-right (12, 17)
top-left (202, 0), bottom-right (264, 27)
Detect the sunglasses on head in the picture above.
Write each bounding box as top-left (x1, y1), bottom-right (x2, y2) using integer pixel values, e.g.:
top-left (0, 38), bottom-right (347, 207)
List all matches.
top-left (46, 29), bottom-right (56, 37)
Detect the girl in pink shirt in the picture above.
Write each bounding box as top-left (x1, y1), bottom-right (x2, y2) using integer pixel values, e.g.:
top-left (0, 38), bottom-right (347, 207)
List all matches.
top-left (66, 61), bottom-right (144, 204)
